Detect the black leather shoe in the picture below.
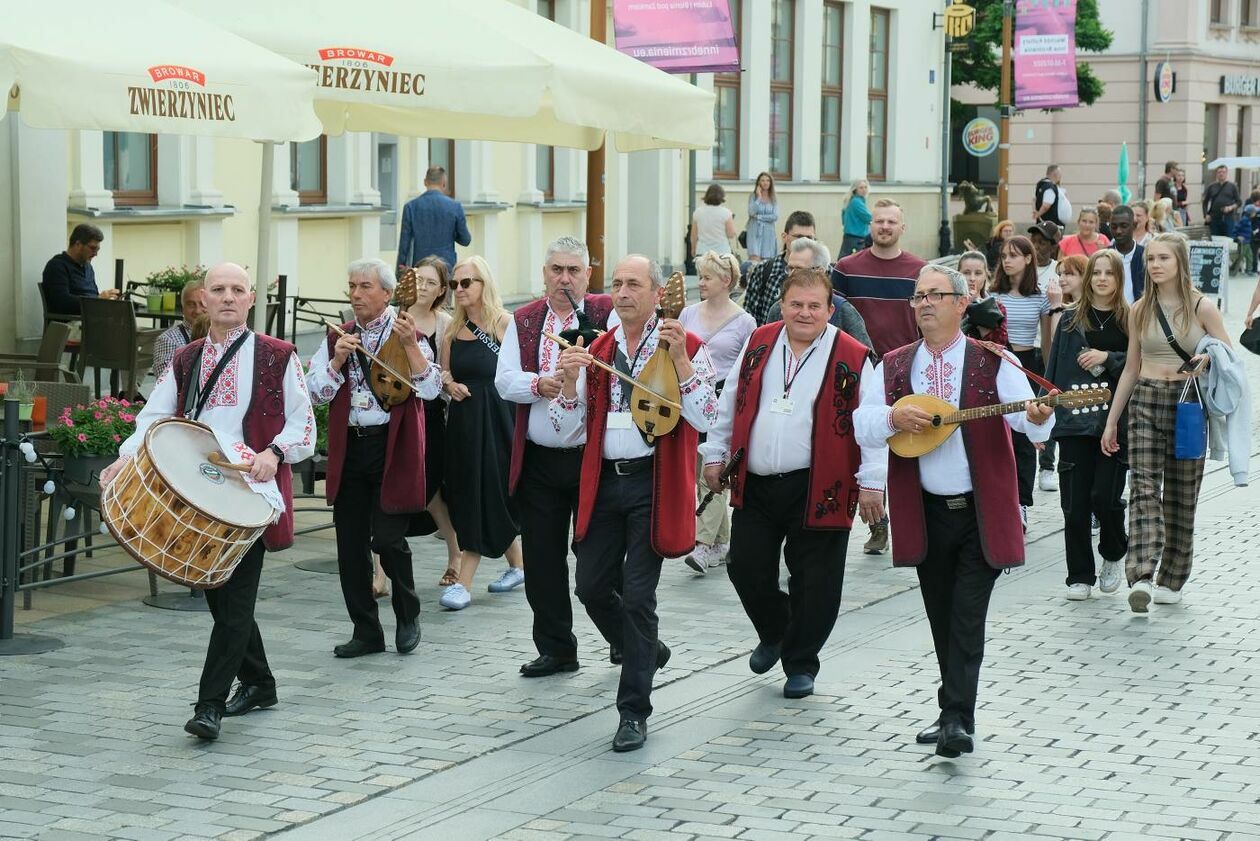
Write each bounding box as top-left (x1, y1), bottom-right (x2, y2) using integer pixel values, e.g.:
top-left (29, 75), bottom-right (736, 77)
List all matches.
top-left (396, 620), bottom-right (421, 654)
top-left (609, 645), bottom-right (623, 665)
top-left (916, 720), bottom-right (974, 744)
top-left (749, 641), bottom-right (782, 675)
top-left (656, 641), bottom-right (671, 670)
top-left (223, 683), bottom-right (277, 717)
top-left (612, 718), bottom-right (647, 752)
top-left (935, 721), bottom-right (974, 758)
top-left (184, 703), bottom-right (221, 740)
top-left (783, 674), bottom-right (815, 698)
top-left (520, 655), bottom-right (580, 677)
top-left (333, 638), bottom-right (386, 658)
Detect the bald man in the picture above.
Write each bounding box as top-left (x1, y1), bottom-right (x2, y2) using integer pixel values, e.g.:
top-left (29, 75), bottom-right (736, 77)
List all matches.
top-left (101, 262), bottom-right (316, 741)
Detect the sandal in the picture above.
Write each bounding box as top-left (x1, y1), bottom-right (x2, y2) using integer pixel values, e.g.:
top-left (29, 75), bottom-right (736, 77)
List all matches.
top-left (438, 568), bottom-right (459, 587)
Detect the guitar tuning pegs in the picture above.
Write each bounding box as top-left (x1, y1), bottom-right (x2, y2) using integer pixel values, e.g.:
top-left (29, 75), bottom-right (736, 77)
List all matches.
top-left (1070, 383), bottom-right (1079, 390)
top-left (1071, 408), bottom-right (1079, 415)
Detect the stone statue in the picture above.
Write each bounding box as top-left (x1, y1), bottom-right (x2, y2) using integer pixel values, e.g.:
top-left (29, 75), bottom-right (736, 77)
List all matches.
top-left (953, 181), bottom-right (997, 252)
top-left (958, 181), bottom-right (992, 215)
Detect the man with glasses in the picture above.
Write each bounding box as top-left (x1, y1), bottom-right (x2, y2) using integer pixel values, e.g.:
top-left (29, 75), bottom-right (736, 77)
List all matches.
top-left (743, 210), bottom-right (819, 326)
top-left (854, 264), bottom-right (1054, 759)
top-left (701, 268), bottom-right (885, 701)
top-left (495, 237), bottom-right (618, 677)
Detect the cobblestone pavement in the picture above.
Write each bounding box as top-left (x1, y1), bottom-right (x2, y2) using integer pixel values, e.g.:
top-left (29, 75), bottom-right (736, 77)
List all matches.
top-left (2, 278), bottom-right (1259, 841)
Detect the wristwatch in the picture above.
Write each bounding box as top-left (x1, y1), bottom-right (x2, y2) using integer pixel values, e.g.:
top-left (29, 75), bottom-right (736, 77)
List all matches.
top-left (267, 444), bottom-right (285, 463)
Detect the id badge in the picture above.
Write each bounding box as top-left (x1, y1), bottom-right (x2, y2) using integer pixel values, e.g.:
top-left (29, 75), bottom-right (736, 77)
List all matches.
top-left (770, 396), bottom-right (795, 415)
top-left (607, 411), bottom-right (634, 430)
top-left (351, 392), bottom-right (373, 410)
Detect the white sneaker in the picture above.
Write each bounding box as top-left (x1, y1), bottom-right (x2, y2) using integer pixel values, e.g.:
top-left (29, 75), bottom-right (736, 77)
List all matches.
top-left (1128, 580), bottom-right (1153, 613)
top-left (708, 542), bottom-right (730, 567)
top-left (1091, 514), bottom-right (1100, 534)
top-left (1098, 560), bottom-right (1122, 594)
top-left (440, 583), bottom-right (471, 610)
top-left (684, 545), bottom-right (710, 574)
top-left (1066, 583), bottom-right (1091, 601)
top-left (1153, 585), bottom-right (1182, 605)
top-left (1020, 505), bottom-right (1029, 533)
top-left (1039, 470), bottom-right (1059, 492)
top-left (487, 567), bottom-right (525, 593)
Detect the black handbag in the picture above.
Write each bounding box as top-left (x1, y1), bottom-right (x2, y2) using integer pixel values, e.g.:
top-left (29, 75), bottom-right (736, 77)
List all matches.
top-left (737, 229), bottom-right (748, 249)
top-left (1240, 323), bottom-right (1260, 356)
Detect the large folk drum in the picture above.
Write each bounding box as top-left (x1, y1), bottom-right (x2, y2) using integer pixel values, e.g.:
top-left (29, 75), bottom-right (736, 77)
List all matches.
top-left (101, 418), bottom-right (274, 589)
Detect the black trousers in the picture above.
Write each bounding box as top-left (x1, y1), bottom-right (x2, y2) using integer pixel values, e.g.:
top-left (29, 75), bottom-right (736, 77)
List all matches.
top-left (916, 494), bottom-right (1002, 732)
top-left (333, 434), bottom-right (421, 644)
top-left (1011, 348), bottom-right (1043, 506)
top-left (728, 471), bottom-right (849, 679)
top-left (516, 442), bottom-right (583, 660)
top-left (200, 540), bottom-right (272, 711)
top-left (1057, 435), bottom-right (1129, 586)
top-left (574, 467), bottom-right (662, 721)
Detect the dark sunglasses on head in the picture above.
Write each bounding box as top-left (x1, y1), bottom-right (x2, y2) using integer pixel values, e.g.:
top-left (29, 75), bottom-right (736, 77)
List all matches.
top-left (448, 277), bottom-right (483, 290)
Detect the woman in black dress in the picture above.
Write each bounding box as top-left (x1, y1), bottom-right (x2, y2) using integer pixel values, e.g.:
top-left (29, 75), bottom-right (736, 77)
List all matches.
top-left (405, 256), bottom-right (463, 587)
top-left (438, 255), bottom-right (523, 611)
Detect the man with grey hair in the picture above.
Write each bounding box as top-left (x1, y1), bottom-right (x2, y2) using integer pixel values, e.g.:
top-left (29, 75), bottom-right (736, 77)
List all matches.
top-left (397, 165), bottom-right (471, 269)
top-left (855, 261), bottom-right (1054, 759)
top-left (765, 238), bottom-right (872, 350)
top-left (99, 262), bottom-right (316, 740)
top-left (553, 253), bottom-right (718, 752)
top-left (306, 258), bottom-right (443, 661)
top-left (495, 236), bottom-right (618, 677)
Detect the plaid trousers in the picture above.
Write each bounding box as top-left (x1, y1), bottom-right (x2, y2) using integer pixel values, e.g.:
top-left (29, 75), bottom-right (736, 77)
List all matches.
top-left (1126, 378), bottom-right (1205, 590)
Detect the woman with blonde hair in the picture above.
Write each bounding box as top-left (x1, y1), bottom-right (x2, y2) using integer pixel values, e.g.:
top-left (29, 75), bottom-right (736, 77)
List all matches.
top-left (1059, 208), bottom-right (1111, 257)
top-left (840, 180), bottom-right (872, 257)
top-left (439, 255), bottom-right (523, 610)
top-left (1101, 233), bottom-right (1231, 611)
top-left (678, 251), bottom-right (756, 573)
top-left (1046, 249), bottom-right (1130, 601)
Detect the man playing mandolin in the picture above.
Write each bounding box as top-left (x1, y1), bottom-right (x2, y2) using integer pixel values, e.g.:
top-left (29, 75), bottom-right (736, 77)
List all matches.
top-left (854, 264), bottom-right (1054, 760)
top-left (306, 258), bottom-right (442, 660)
top-left (552, 254), bottom-right (718, 753)
top-left (701, 267), bottom-right (886, 701)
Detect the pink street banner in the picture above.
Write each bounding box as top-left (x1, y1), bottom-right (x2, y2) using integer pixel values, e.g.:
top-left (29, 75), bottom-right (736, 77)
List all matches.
top-left (1014, 0), bottom-right (1079, 109)
top-left (612, 0), bottom-right (739, 75)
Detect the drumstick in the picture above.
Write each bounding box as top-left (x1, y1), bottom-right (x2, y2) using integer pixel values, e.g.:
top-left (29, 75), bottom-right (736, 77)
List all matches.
top-left (543, 332), bottom-right (683, 411)
top-left (208, 452), bottom-right (253, 473)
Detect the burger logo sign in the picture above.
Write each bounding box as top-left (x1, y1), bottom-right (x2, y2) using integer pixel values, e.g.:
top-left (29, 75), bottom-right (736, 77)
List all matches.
top-left (129, 64), bottom-right (235, 122)
top-left (962, 117), bottom-right (999, 158)
top-left (309, 47), bottom-right (426, 97)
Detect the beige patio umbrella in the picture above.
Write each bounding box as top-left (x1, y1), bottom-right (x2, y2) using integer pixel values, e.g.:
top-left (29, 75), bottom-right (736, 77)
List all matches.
top-left (169, 0), bottom-right (714, 152)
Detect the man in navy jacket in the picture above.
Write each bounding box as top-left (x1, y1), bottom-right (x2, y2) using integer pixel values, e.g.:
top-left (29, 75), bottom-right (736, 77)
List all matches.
top-left (1109, 205), bottom-right (1145, 303)
top-left (397, 166), bottom-right (472, 270)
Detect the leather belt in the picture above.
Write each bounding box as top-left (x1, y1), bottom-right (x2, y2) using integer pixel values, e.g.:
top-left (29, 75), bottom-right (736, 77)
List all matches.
top-left (924, 491), bottom-right (973, 510)
top-left (348, 424), bottom-right (388, 438)
top-left (604, 456), bottom-right (652, 476)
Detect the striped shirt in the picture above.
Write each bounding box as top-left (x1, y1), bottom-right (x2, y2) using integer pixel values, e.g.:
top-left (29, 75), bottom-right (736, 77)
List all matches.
top-left (829, 249), bottom-right (927, 357)
top-left (991, 292), bottom-right (1049, 347)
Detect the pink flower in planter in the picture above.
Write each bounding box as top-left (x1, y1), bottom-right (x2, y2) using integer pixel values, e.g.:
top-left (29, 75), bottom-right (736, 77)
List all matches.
top-left (120, 413), bottom-right (134, 423)
top-left (120, 400), bottom-right (131, 407)
top-left (94, 411), bottom-right (104, 420)
top-left (113, 434), bottom-right (121, 442)
top-left (77, 433), bottom-right (87, 442)
top-left (64, 419), bottom-right (74, 428)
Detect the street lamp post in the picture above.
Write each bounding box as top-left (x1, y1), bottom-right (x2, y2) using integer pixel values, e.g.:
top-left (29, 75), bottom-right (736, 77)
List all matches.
top-left (586, 0), bottom-right (608, 291)
top-left (997, 0), bottom-right (1014, 222)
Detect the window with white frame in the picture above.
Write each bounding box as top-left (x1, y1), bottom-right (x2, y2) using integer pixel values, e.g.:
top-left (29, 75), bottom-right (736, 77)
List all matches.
top-left (867, 8), bottom-right (890, 181)
top-left (769, 0), bottom-right (794, 180)
top-left (712, 0), bottom-right (742, 180)
top-left (104, 132), bottom-right (158, 206)
top-left (820, 1), bottom-right (844, 181)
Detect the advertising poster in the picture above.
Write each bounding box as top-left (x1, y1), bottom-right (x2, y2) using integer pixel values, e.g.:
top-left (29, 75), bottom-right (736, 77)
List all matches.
top-left (1014, 0), bottom-right (1079, 109)
top-left (612, 0), bottom-right (739, 74)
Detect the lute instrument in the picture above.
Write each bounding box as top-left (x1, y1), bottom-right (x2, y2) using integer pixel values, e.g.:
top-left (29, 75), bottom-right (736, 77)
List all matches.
top-left (630, 271), bottom-right (688, 444)
top-left (300, 299), bottom-right (424, 404)
top-left (888, 383), bottom-right (1111, 458)
top-left (363, 268), bottom-right (420, 409)
top-left (542, 331), bottom-right (682, 412)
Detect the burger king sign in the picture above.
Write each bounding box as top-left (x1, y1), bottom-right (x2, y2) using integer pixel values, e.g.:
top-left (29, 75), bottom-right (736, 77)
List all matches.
top-left (962, 117), bottom-right (999, 158)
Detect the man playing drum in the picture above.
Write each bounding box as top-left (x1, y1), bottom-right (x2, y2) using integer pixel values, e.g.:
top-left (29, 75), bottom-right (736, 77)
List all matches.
top-left (100, 263), bottom-right (316, 741)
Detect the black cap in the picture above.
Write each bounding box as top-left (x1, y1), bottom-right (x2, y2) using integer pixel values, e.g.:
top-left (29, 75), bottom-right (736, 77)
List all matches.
top-left (1027, 220), bottom-right (1063, 242)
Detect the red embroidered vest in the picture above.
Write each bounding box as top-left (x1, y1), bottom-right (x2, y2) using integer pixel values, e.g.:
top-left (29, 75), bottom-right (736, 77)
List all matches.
top-left (508, 293), bottom-right (613, 493)
top-left (322, 325), bottom-right (427, 513)
top-left (574, 326), bottom-right (703, 557)
top-left (171, 333), bottom-right (296, 551)
top-left (882, 338), bottom-right (1024, 569)
top-left (727, 323), bottom-right (870, 530)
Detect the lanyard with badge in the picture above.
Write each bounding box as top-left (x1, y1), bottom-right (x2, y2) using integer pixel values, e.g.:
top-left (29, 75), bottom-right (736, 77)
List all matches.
top-left (773, 342), bottom-right (817, 415)
top-left (607, 323), bottom-right (658, 432)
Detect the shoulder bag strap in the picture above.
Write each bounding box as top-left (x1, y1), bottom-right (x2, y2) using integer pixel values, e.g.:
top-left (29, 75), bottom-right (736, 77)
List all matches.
top-left (976, 340), bottom-right (1057, 392)
top-left (465, 319), bottom-right (502, 355)
top-left (1153, 300), bottom-right (1194, 364)
top-left (189, 330), bottom-right (252, 420)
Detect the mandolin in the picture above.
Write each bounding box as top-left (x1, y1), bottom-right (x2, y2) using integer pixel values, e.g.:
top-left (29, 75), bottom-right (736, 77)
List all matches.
top-left (365, 269), bottom-right (419, 409)
top-left (630, 271), bottom-right (688, 444)
top-left (888, 383), bottom-right (1111, 458)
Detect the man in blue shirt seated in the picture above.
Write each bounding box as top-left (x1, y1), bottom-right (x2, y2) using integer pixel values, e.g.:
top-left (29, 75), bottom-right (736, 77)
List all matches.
top-left (42, 224), bottom-right (119, 315)
top-left (396, 166), bottom-right (472, 271)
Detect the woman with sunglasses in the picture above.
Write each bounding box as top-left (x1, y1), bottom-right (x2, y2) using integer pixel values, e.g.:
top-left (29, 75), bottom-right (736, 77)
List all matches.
top-left (404, 256), bottom-right (463, 589)
top-left (439, 256), bottom-right (524, 610)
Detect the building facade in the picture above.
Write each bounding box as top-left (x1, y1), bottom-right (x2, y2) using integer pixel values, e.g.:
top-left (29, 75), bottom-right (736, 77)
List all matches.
top-left (0, 0), bottom-right (950, 350)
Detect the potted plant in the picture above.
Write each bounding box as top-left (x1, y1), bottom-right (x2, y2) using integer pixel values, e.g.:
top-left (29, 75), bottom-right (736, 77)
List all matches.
top-left (48, 396), bottom-right (139, 486)
top-left (145, 265), bottom-right (208, 312)
top-left (9, 372), bottom-right (36, 421)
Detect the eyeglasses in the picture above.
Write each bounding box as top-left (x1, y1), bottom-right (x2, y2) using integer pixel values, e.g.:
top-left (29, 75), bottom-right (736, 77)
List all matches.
top-left (909, 291), bottom-right (964, 306)
top-left (448, 278), bottom-right (484, 290)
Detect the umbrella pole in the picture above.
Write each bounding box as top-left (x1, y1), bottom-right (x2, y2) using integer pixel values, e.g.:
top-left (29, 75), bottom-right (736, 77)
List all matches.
top-left (255, 141), bottom-right (274, 334)
top-left (586, 0), bottom-right (608, 292)
top-left (997, 0), bottom-right (1012, 222)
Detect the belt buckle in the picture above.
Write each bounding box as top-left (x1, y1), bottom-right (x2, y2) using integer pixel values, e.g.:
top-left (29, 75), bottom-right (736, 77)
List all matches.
top-left (613, 459), bottom-right (630, 476)
top-left (945, 495), bottom-right (968, 510)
